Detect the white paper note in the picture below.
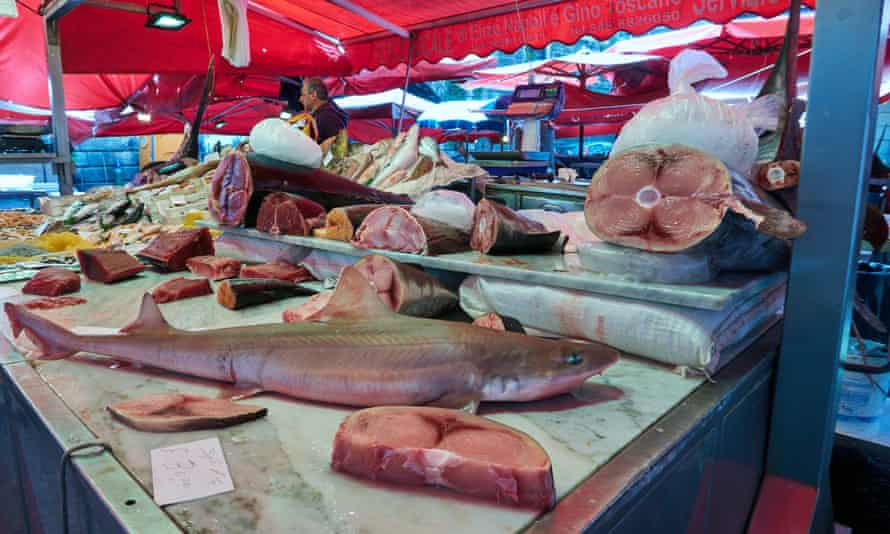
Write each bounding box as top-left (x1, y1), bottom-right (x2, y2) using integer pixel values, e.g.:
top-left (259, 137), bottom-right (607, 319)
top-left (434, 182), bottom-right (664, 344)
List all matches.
top-left (150, 437), bottom-right (235, 506)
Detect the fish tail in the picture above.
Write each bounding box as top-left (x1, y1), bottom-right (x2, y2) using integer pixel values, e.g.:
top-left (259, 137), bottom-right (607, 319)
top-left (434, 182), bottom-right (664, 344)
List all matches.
top-left (668, 49), bottom-right (727, 94)
top-left (3, 303), bottom-right (79, 360)
top-left (744, 94), bottom-right (781, 131)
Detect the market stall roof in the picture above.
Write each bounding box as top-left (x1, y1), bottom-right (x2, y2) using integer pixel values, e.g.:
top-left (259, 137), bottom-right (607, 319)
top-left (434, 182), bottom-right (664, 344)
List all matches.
top-left (55, 0), bottom-right (351, 75)
top-left (336, 89), bottom-right (436, 115)
top-left (464, 50), bottom-right (667, 92)
top-left (47, 0), bottom-right (816, 74)
top-left (608, 13), bottom-right (815, 56)
top-left (0, 4), bottom-right (149, 110)
top-left (326, 57), bottom-right (497, 96)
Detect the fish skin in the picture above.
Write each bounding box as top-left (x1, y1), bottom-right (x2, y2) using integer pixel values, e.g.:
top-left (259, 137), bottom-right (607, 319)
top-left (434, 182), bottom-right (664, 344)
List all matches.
top-left (4, 268), bottom-right (619, 410)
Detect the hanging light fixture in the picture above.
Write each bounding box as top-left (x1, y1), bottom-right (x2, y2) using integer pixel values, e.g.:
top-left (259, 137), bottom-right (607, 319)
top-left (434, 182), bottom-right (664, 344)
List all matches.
top-left (213, 120), bottom-right (227, 129)
top-left (145, 2), bottom-right (191, 31)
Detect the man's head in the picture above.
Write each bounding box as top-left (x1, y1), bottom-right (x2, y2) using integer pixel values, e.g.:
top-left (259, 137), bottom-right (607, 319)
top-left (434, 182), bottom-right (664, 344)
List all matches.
top-left (300, 78), bottom-right (329, 113)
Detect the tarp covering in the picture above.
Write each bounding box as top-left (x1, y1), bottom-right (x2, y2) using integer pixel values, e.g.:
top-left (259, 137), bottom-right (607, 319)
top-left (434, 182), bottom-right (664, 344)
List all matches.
top-left (342, 0), bottom-right (817, 70)
top-left (326, 58), bottom-right (497, 96)
top-left (58, 0), bottom-right (351, 75)
top-left (48, 0), bottom-right (817, 74)
top-left (0, 3), bottom-right (149, 110)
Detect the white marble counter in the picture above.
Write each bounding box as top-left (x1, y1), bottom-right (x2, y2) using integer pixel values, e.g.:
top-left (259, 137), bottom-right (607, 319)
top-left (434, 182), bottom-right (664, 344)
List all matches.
top-left (1, 272), bottom-right (704, 533)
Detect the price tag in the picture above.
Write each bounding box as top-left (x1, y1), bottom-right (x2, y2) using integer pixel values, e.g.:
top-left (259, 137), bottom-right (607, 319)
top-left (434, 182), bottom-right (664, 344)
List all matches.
top-left (150, 437), bottom-right (235, 506)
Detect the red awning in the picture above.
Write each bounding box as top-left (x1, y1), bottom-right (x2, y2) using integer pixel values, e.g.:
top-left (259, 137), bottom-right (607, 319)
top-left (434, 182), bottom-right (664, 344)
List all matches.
top-left (57, 0), bottom-right (351, 75)
top-left (326, 57), bottom-right (497, 96)
top-left (47, 0), bottom-right (817, 75)
top-left (0, 4), bottom-right (149, 110)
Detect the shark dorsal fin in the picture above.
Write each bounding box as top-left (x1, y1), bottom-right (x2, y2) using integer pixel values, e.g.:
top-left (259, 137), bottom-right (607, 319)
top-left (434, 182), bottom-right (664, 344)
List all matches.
top-left (121, 293), bottom-right (173, 333)
top-left (314, 266), bottom-right (396, 322)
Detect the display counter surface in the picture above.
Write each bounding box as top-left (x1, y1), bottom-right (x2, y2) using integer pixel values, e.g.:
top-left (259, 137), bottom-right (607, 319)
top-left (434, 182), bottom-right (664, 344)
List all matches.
top-left (0, 271), bottom-right (744, 533)
top-left (201, 224), bottom-right (785, 312)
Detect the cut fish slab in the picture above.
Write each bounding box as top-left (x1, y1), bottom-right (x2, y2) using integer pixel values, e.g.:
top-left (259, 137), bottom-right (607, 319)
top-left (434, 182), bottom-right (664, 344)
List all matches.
top-left (108, 393), bottom-right (267, 432)
top-left (332, 406), bottom-right (556, 510)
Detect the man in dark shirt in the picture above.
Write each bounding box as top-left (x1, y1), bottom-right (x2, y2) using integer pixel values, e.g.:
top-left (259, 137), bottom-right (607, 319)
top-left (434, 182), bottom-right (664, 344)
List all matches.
top-left (299, 77), bottom-right (348, 143)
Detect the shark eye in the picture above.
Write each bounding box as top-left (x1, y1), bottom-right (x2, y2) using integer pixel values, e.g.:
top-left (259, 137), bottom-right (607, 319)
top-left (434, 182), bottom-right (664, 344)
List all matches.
top-left (565, 353), bottom-right (583, 365)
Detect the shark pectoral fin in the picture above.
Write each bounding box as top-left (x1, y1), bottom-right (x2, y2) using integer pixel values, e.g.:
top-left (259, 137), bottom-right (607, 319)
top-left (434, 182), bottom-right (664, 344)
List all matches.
top-left (425, 391), bottom-right (482, 414)
top-left (217, 383), bottom-right (265, 401)
top-left (121, 294), bottom-right (173, 334)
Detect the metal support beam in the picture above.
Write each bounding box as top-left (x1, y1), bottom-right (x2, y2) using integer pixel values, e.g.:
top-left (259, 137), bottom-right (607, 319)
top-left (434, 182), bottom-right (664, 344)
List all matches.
top-left (766, 1), bottom-right (890, 532)
top-left (42, 0), bottom-right (83, 20)
top-left (327, 0), bottom-right (408, 38)
top-left (45, 19), bottom-right (74, 196)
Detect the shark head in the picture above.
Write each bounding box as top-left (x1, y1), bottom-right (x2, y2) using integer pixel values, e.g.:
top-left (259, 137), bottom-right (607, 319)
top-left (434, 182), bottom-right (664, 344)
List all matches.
top-left (479, 337), bottom-right (620, 402)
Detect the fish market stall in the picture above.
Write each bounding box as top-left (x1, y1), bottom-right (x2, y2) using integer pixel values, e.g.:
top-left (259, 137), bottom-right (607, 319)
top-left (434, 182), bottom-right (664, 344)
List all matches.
top-left (0, 268), bottom-right (778, 533)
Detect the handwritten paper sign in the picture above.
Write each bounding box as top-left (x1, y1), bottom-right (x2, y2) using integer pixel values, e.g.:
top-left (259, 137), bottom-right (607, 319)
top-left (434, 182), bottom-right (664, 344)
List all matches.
top-left (150, 437), bottom-right (235, 506)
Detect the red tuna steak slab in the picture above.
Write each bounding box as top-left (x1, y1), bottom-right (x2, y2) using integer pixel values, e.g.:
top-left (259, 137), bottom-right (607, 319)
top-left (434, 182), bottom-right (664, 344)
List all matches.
top-left (22, 268), bottom-right (80, 296)
top-left (239, 262), bottom-right (314, 282)
top-left (186, 255), bottom-right (241, 280)
top-left (76, 248), bottom-right (146, 283)
top-left (108, 393), bottom-right (267, 432)
top-left (584, 144), bottom-right (806, 253)
top-left (332, 406), bottom-right (556, 510)
top-left (470, 199), bottom-right (562, 255)
top-left (151, 277), bottom-right (213, 304)
top-left (352, 206), bottom-right (470, 256)
top-left (256, 192), bottom-right (326, 236)
top-left (209, 152), bottom-right (253, 226)
top-left (137, 228), bottom-right (215, 272)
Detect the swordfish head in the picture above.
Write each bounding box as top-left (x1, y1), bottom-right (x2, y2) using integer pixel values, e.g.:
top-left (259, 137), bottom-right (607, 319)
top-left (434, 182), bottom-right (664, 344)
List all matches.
top-left (473, 333), bottom-right (620, 403)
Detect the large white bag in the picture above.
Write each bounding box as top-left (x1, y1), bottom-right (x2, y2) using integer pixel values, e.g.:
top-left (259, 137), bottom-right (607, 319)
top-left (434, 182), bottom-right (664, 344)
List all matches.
top-left (249, 118), bottom-right (323, 169)
top-left (460, 275), bottom-right (784, 373)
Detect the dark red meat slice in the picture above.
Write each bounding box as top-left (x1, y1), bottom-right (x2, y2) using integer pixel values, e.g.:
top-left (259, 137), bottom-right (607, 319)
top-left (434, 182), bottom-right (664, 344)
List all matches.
top-left (331, 406), bottom-right (556, 510)
top-left (24, 296), bottom-right (87, 310)
top-left (22, 268), bottom-right (81, 296)
top-left (352, 207), bottom-right (470, 256)
top-left (76, 248), bottom-right (146, 283)
top-left (209, 152), bottom-right (411, 226)
top-left (151, 277), bottom-right (213, 304)
top-left (255, 192), bottom-right (326, 236)
top-left (239, 262), bottom-right (315, 282)
top-left (470, 199), bottom-right (563, 255)
top-left (209, 152), bottom-right (253, 226)
top-left (137, 228), bottom-right (215, 272)
top-left (186, 255), bottom-right (241, 280)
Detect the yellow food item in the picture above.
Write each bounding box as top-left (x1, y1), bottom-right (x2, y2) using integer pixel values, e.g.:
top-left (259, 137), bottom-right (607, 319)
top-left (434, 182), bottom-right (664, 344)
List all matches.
top-left (33, 232), bottom-right (93, 253)
top-left (182, 211), bottom-right (208, 228)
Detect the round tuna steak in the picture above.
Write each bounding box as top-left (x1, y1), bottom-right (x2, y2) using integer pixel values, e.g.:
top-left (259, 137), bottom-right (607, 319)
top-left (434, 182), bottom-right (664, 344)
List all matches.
top-left (584, 145), bottom-right (731, 253)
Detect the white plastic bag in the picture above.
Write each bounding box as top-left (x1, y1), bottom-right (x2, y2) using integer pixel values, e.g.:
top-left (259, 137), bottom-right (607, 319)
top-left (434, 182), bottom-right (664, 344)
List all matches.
top-left (218, 0), bottom-right (250, 68)
top-left (249, 118), bottom-right (323, 169)
top-left (460, 275), bottom-right (785, 373)
top-left (612, 49), bottom-right (779, 177)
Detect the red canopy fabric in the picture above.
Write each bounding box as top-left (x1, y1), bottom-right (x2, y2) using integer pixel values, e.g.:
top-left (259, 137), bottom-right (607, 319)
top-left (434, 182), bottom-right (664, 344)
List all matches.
top-left (341, 0), bottom-right (816, 70)
top-left (326, 58), bottom-right (497, 96)
top-left (58, 0), bottom-right (351, 75)
top-left (0, 4), bottom-right (149, 110)
top-left (49, 0), bottom-right (817, 75)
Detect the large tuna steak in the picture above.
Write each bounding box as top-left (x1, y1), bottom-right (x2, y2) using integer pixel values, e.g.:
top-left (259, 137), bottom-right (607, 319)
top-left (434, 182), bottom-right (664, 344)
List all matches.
top-left (137, 228), bottom-right (215, 272)
top-left (76, 249), bottom-right (145, 283)
top-left (584, 145), bottom-right (806, 266)
top-left (22, 268), bottom-right (80, 296)
top-left (353, 206), bottom-right (470, 256)
top-left (255, 192), bottom-right (326, 236)
top-left (331, 406), bottom-right (556, 510)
